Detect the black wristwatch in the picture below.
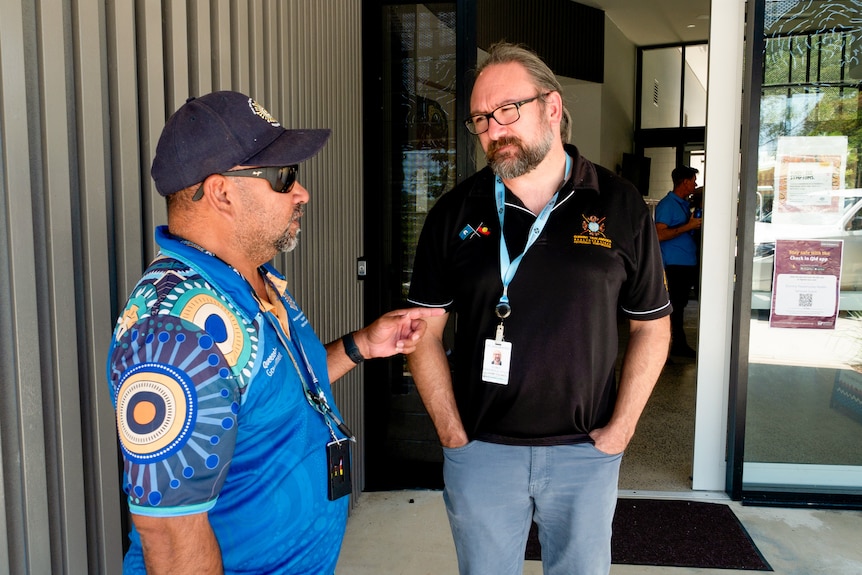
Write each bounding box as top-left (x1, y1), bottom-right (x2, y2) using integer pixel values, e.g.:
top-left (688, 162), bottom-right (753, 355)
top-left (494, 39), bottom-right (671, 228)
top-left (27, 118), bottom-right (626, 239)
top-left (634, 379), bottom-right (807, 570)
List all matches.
top-left (342, 332), bottom-right (365, 364)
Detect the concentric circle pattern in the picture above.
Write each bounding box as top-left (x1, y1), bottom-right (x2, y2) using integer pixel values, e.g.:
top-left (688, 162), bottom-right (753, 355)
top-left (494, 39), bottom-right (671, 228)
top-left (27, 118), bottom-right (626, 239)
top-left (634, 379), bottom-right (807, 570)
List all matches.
top-left (117, 363), bottom-right (194, 461)
top-left (110, 275), bottom-right (258, 508)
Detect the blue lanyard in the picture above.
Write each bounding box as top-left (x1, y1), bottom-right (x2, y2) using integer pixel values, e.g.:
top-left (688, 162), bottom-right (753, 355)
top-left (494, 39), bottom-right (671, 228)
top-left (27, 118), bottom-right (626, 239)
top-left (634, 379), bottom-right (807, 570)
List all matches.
top-left (262, 277), bottom-right (354, 442)
top-left (174, 236), bottom-right (352, 440)
top-left (494, 155), bottom-right (571, 319)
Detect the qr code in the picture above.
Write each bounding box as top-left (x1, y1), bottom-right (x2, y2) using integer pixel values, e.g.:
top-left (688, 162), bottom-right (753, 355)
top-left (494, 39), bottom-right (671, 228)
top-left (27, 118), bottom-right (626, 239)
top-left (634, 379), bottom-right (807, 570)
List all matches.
top-left (798, 292), bottom-right (814, 307)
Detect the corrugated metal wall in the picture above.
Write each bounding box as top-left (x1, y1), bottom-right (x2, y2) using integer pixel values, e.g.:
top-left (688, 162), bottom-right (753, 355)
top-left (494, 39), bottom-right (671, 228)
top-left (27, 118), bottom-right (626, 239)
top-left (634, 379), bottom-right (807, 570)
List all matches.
top-left (0, 1), bottom-right (364, 573)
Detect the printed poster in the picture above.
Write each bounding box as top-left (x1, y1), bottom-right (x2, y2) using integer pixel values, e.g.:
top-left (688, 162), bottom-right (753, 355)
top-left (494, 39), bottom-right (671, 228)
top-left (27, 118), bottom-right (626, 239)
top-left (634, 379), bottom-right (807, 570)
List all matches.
top-left (773, 136), bottom-right (847, 225)
top-left (769, 239), bottom-right (842, 329)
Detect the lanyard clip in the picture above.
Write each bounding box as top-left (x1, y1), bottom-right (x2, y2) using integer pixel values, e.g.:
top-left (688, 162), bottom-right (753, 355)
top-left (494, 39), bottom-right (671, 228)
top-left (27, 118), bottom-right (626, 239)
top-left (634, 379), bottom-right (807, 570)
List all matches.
top-left (308, 390), bottom-right (356, 442)
top-left (495, 301), bottom-right (511, 319)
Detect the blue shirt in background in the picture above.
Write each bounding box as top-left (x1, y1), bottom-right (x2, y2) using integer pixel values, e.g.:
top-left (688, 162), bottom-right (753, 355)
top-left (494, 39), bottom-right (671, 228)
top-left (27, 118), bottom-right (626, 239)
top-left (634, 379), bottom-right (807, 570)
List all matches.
top-left (654, 191), bottom-right (698, 267)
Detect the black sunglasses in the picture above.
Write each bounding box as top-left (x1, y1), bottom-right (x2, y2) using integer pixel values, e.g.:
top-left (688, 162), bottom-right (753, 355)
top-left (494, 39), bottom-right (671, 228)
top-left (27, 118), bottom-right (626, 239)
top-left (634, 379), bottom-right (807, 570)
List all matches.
top-left (193, 165), bottom-right (298, 200)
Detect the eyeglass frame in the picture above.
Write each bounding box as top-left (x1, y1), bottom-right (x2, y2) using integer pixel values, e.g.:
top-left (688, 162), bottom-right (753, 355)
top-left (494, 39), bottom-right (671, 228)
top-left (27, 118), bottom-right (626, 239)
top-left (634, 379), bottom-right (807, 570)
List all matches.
top-left (463, 93), bottom-right (549, 135)
top-left (192, 165), bottom-right (299, 201)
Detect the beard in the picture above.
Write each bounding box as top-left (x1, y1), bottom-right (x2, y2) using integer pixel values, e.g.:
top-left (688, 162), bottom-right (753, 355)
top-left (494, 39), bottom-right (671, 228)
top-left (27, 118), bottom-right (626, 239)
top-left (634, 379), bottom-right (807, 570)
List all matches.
top-left (274, 205), bottom-right (304, 253)
top-left (486, 128), bottom-right (554, 179)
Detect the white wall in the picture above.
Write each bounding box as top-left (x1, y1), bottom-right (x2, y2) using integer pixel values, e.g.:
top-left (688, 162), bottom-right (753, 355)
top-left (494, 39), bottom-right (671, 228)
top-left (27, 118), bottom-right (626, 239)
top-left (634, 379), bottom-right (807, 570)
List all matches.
top-left (600, 18), bottom-right (637, 170)
top-left (562, 77), bottom-right (603, 162)
top-left (692, 0), bottom-right (746, 492)
top-left (559, 15), bottom-right (636, 172)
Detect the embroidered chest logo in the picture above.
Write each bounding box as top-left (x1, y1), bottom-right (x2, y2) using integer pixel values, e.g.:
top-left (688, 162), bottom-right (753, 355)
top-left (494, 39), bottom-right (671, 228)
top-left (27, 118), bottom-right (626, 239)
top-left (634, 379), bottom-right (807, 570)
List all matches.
top-left (459, 222), bottom-right (492, 240)
top-left (574, 214), bottom-right (613, 249)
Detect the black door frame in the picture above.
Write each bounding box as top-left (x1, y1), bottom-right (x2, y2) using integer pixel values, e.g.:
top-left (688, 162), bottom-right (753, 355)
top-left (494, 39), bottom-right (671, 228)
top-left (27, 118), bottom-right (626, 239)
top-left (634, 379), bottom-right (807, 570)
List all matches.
top-left (361, 0), bottom-right (476, 490)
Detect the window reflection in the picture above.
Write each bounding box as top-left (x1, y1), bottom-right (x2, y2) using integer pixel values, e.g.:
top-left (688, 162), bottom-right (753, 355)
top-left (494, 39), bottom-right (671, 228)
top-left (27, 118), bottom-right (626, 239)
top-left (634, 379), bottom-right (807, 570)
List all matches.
top-left (745, 0), bottom-right (862, 494)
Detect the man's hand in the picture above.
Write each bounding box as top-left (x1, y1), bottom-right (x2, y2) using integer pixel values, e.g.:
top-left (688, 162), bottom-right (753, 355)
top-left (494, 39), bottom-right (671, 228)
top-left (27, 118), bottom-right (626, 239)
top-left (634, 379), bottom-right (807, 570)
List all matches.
top-left (354, 307), bottom-right (445, 359)
top-left (588, 424), bottom-right (629, 455)
top-left (326, 307), bottom-right (445, 382)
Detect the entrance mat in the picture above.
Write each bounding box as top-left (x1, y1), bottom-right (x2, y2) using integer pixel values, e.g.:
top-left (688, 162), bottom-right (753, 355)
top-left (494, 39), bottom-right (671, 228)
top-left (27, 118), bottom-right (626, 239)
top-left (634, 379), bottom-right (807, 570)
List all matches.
top-left (525, 498), bottom-right (773, 570)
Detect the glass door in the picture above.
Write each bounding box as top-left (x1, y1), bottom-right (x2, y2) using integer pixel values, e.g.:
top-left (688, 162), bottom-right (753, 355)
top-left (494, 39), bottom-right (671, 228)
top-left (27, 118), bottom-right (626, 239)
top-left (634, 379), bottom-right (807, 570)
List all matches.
top-left (735, 0), bottom-right (862, 505)
top-left (362, 2), bottom-right (466, 490)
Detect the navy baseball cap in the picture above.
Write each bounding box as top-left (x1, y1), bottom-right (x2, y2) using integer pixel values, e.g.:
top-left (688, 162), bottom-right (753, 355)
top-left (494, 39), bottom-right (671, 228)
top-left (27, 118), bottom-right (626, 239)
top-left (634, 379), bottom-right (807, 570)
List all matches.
top-left (151, 91), bottom-right (331, 196)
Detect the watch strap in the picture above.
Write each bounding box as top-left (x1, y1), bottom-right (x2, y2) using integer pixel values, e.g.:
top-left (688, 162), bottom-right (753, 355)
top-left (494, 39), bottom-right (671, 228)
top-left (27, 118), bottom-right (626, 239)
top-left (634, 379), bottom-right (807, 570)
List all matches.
top-left (342, 332), bottom-right (365, 364)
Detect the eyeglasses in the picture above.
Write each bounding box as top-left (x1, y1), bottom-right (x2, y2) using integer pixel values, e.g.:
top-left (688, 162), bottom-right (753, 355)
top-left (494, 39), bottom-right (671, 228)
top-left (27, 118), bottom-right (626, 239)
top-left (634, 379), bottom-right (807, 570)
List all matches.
top-left (464, 94), bottom-right (547, 135)
top-left (192, 165), bottom-right (298, 201)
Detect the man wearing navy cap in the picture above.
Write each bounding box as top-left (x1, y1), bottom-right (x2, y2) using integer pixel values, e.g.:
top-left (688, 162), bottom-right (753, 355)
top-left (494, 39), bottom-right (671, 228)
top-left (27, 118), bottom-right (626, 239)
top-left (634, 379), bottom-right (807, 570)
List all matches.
top-left (106, 91), bottom-right (442, 574)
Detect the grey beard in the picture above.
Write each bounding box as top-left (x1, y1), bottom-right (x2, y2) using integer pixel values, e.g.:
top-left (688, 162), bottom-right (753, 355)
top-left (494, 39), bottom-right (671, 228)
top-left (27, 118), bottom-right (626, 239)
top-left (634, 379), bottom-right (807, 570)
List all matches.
top-left (487, 133), bottom-right (553, 179)
top-left (275, 229), bottom-right (299, 253)
top-left (275, 206), bottom-right (304, 253)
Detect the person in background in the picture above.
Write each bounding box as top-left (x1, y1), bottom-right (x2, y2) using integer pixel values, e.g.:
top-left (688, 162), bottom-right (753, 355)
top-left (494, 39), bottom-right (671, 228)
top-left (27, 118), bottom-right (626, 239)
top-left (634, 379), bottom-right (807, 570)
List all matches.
top-left (654, 165), bottom-right (702, 358)
top-left (406, 42), bottom-right (671, 575)
top-left (106, 90), bottom-right (442, 574)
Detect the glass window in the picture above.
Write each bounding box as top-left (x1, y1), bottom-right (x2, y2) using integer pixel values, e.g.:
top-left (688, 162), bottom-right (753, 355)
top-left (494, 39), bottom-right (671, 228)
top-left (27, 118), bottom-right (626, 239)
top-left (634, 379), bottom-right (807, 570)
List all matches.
top-left (684, 45), bottom-right (708, 126)
top-left (382, 5), bottom-right (458, 302)
top-left (745, 1), bottom-right (862, 496)
top-left (640, 45), bottom-right (708, 129)
top-left (641, 47), bottom-right (682, 129)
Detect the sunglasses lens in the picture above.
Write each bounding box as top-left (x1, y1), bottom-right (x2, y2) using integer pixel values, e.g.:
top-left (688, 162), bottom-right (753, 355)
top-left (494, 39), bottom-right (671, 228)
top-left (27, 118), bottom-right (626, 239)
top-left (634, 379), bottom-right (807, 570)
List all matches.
top-left (276, 165), bottom-right (298, 192)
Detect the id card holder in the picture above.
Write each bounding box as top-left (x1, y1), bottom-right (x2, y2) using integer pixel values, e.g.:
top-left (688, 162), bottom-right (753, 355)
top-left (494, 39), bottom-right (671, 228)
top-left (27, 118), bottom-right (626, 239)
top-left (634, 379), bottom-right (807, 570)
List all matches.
top-left (326, 439), bottom-right (352, 500)
top-left (482, 339), bottom-right (512, 385)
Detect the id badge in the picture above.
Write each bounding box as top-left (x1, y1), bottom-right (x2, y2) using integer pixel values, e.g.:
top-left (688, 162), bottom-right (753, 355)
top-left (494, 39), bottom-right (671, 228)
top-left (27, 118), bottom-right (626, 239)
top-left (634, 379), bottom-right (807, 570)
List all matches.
top-left (326, 439), bottom-right (352, 500)
top-left (482, 339), bottom-right (512, 385)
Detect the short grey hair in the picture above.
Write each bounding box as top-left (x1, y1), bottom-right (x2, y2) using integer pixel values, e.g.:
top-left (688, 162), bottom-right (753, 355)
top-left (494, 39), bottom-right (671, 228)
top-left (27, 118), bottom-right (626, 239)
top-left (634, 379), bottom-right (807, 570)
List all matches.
top-left (476, 42), bottom-right (572, 143)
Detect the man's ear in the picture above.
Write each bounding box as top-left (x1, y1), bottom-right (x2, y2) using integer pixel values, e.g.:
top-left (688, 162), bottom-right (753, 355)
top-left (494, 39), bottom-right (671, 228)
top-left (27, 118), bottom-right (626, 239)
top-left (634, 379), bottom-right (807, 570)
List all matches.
top-left (200, 174), bottom-right (235, 215)
top-left (544, 90), bottom-right (564, 125)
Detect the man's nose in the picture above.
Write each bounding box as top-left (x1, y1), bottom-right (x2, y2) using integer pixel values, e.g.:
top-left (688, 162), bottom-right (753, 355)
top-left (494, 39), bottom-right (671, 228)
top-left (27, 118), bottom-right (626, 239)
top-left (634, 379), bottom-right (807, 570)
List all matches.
top-left (485, 116), bottom-right (509, 139)
top-left (291, 182), bottom-right (310, 203)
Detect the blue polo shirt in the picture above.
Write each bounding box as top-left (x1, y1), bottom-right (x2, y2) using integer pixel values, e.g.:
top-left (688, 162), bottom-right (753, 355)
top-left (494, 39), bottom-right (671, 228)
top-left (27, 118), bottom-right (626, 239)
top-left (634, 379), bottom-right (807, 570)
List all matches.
top-left (654, 191), bottom-right (698, 266)
top-left (107, 226), bottom-right (348, 574)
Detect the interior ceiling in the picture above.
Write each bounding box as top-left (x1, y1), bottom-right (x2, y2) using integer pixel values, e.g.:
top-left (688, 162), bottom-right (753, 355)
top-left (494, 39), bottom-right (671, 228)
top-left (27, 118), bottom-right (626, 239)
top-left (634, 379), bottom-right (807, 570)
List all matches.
top-left (577, 0), bottom-right (712, 46)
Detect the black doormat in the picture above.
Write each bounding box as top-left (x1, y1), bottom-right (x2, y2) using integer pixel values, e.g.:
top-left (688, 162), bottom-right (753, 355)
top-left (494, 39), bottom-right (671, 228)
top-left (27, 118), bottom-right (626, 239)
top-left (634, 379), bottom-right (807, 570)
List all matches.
top-left (525, 498), bottom-right (772, 571)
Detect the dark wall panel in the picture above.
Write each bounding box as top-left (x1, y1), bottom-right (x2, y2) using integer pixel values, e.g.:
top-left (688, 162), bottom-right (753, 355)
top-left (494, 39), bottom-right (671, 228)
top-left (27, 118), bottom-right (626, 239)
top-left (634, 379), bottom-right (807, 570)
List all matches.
top-left (477, 0), bottom-right (605, 83)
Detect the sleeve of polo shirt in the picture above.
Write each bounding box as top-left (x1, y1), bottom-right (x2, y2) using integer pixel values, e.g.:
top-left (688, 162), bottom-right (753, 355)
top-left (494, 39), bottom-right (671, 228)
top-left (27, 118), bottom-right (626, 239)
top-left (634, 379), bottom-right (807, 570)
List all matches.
top-left (653, 197), bottom-right (670, 226)
top-left (107, 280), bottom-right (244, 517)
top-left (407, 195), bottom-right (456, 310)
top-left (654, 195), bottom-right (682, 228)
top-left (620, 193), bottom-right (673, 320)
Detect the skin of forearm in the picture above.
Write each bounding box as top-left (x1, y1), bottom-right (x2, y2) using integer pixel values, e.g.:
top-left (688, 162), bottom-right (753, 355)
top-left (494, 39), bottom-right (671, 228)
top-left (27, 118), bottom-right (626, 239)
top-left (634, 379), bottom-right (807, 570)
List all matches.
top-left (606, 317), bottom-right (670, 444)
top-left (656, 222), bottom-right (692, 242)
top-left (406, 316), bottom-right (468, 447)
top-left (135, 513), bottom-right (223, 575)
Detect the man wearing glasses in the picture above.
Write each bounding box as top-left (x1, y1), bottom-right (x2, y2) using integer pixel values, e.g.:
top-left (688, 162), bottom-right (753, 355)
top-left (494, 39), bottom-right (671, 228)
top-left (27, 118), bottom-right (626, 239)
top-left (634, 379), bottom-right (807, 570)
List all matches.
top-left (407, 43), bottom-right (671, 575)
top-left (106, 91), bottom-right (442, 574)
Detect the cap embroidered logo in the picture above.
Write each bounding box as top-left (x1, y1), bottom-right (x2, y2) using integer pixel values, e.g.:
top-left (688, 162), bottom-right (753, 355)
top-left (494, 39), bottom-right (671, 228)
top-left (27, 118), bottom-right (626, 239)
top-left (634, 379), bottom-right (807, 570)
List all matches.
top-left (248, 98), bottom-right (281, 127)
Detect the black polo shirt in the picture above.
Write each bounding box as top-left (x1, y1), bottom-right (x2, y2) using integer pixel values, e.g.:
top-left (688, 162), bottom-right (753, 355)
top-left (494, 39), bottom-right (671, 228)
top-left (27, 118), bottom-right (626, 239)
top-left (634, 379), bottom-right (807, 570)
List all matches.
top-left (408, 145), bottom-right (671, 445)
